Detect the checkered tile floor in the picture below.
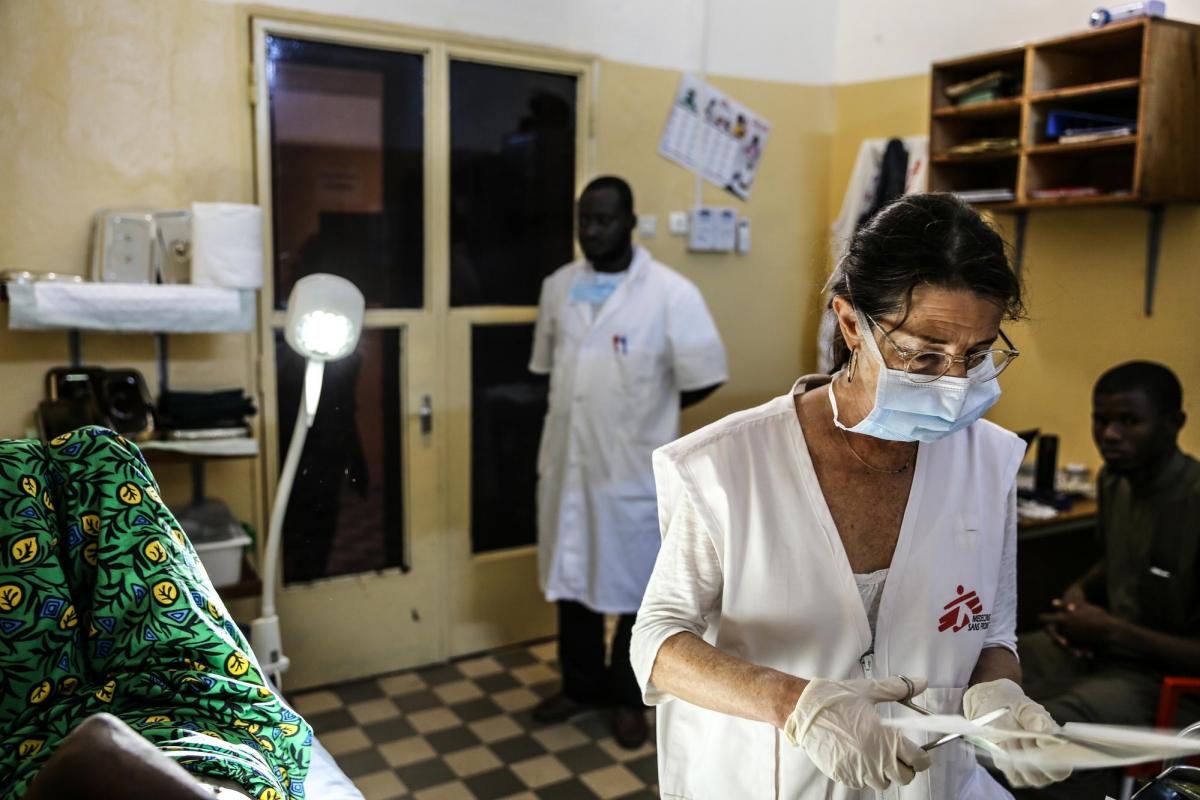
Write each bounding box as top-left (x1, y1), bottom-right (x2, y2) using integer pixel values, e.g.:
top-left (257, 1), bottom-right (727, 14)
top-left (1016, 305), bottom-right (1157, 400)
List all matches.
top-left (289, 639), bottom-right (660, 799)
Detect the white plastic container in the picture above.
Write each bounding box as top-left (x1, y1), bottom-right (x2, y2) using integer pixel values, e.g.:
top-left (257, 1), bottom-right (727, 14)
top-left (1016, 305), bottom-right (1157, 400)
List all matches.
top-left (193, 532), bottom-right (252, 588)
top-left (174, 498), bottom-right (252, 589)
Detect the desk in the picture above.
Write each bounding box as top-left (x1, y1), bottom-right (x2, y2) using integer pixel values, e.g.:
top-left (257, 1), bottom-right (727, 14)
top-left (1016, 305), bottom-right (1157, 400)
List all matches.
top-left (1016, 498), bottom-right (1099, 632)
top-left (1019, 497), bottom-right (1098, 541)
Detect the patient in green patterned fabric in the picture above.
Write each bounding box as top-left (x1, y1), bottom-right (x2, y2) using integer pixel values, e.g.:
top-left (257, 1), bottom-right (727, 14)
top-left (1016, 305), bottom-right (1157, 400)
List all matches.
top-left (0, 427), bottom-right (311, 800)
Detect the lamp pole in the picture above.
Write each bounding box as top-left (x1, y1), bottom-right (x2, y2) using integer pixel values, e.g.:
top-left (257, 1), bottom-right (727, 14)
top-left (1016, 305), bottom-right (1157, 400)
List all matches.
top-left (250, 361), bottom-right (323, 687)
top-left (249, 273), bottom-right (362, 689)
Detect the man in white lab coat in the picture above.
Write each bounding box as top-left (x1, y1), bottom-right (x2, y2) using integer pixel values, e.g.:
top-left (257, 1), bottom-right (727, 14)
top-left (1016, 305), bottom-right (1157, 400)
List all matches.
top-left (529, 176), bottom-right (728, 748)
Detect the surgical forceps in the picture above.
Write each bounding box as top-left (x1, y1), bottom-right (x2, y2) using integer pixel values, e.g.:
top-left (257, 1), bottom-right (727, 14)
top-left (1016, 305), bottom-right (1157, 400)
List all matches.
top-left (897, 675), bottom-right (1008, 751)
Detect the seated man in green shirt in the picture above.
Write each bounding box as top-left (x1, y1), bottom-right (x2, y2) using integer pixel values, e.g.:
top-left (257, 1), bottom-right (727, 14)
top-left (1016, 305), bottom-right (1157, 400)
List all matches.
top-left (1019, 361), bottom-right (1200, 798)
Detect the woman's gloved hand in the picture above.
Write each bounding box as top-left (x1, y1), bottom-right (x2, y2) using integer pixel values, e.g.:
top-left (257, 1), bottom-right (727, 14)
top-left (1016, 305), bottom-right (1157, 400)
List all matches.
top-left (963, 678), bottom-right (1072, 788)
top-left (784, 676), bottom-right (932, 790)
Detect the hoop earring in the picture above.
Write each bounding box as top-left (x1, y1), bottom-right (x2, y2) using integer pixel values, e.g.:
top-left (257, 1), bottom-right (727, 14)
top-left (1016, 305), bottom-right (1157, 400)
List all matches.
top-left (846, 349), bottom-right (858, 383)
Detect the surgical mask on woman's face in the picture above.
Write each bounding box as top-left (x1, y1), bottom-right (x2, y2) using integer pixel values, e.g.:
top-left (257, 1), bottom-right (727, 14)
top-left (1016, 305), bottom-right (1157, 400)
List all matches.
top-left (830, 316), bottom-right (1001, 443)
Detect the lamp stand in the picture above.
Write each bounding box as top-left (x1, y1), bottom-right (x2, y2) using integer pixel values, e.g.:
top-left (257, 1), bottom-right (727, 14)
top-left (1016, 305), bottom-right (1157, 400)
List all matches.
top-left (251, 359), bottom-right (325, 687)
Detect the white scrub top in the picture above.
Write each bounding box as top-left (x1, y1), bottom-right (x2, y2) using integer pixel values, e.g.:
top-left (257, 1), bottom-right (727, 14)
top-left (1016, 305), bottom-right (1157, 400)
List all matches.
top-left (632, 376), bottom-right (1024, 799)
top-left (530, 246), bottom-right (728, 613)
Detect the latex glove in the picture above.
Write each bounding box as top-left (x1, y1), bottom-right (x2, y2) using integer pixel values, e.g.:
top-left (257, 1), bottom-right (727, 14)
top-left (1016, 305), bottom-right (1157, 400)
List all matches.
top-left (963, 678), bottom-right (1072, 788)
top-left (784, 676), bottom-right (933, 790)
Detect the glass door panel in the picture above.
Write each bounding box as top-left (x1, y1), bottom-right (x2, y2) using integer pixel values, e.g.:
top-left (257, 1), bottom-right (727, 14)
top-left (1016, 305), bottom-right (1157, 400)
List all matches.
top-left (449, 60), bottom-right (578, 307)
top-left (267, 35), bottom-right (425, 310)
top-left (470, 323), bottom-right (546, 554)
top-left (274, 328), bottom-right (404, 583)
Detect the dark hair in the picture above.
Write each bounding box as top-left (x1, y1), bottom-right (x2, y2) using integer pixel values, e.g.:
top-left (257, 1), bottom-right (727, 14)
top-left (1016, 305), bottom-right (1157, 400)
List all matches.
top-left (1094, 360), bottom-right (1183, 413)
top-left (826, 192), bottom-right (1023, 371)
top-left (582, 175), bottom-right (635, 216)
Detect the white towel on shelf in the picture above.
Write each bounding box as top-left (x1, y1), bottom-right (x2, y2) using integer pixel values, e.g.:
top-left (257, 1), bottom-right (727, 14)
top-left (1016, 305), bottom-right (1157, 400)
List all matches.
top-left (7, 282), bottom-right (254, 332)
top-left (191, 202), bottom-right (264, 289)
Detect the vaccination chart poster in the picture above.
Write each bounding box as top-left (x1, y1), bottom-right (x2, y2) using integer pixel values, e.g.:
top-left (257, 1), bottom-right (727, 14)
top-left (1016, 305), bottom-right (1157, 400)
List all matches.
top-left (658, 74), bottom-right (772, 200)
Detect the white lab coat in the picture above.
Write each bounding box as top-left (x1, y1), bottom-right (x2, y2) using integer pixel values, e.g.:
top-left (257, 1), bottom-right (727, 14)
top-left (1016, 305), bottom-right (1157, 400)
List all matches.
top-left (633, 377), bottom-right (1024, 799)
top-left (530, 246), bottom-right (728, 613)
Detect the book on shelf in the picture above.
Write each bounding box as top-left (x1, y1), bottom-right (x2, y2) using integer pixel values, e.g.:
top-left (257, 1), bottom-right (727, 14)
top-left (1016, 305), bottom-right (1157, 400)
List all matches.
top-left (162, 426), bottom-right (253, 441)
top-left (1029, 187), bottom-right (1101, 199)
top-left (946, 137), bottom-right (1020, 155)
top-left (945, 69), bottom-right (1020, 106)
top-left (1058, 126), bottom-right (1135, 144)
top-left (1029, 187), bottom-right (1131, 200)
top-left (1046, 110), bottom-right (1136, 139)
top-left (954, 188), bottom-right (1016, 203)
top-left (955, 88), bottom-right (1001, 106)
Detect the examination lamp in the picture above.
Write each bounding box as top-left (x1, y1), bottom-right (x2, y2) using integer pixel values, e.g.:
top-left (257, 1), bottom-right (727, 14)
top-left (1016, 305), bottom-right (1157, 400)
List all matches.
top-left (251, 273), bottom-right (365, 687)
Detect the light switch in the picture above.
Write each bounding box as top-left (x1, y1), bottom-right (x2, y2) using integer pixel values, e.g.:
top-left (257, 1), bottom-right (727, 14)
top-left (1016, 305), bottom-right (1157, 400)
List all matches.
top-left (668, 211), bottom-right (689, 235)
top-left (736, 217), bottom-right (751, 254)
top-left (637, 214), bottom-right (658, 239)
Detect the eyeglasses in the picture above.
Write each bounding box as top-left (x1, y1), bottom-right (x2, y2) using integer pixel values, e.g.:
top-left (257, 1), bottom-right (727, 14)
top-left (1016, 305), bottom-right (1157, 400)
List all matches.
top-left (865, 314), bottom-right (1020, 384)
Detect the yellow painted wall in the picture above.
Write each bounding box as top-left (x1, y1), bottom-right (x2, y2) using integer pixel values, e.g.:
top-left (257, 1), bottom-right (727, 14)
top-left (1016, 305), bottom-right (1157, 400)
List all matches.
top-left (0, 2), bottom-right (832, 592)
top-left (828, 75), bottom-right (1200, 471)
top-left (596, 61), bottom-right (834, 430)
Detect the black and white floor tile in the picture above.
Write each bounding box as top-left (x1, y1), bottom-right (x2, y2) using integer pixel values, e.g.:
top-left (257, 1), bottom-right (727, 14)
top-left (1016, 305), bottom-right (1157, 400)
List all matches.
top-left (290, 640), bottom-right (659, 800)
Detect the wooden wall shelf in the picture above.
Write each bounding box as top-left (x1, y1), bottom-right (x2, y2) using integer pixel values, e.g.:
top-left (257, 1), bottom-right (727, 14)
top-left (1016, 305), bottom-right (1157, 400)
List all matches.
top-left (933, 98), bottom-right (1022, 119)
top-left (931, 151), bottom-right (1020, 164)
top-left (927, 17), bottom-right (1200, 316)
top-left (1025, 136), bottom-right (1138, 155)
top-left (928, 17), bottom-right (1200, 209)
top-left (1021, 193), bottom-right (1135, 209)
top-left (1028, 77), bottom-right (1140, 103)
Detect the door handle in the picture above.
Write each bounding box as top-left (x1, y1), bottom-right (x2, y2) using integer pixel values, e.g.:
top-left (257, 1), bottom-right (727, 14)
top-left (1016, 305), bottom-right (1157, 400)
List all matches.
top-left (419, 394), bottom-right (433, 436)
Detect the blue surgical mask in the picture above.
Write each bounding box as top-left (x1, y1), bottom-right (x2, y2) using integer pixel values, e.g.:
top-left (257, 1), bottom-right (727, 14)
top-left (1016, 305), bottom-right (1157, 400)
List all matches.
top-left (569, 269), bottom-right (626, 306)
top-left (830, 316), bottom-right (1001, 443)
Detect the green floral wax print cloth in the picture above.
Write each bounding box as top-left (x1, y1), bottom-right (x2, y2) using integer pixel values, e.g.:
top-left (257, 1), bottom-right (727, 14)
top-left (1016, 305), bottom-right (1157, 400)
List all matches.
top-left (0, 427), bottom-right (311, 799)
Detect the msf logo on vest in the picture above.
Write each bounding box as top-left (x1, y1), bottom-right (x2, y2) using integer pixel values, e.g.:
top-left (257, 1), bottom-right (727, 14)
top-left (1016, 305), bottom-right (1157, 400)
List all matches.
top-left (938, 585), bottom-right (990, 633)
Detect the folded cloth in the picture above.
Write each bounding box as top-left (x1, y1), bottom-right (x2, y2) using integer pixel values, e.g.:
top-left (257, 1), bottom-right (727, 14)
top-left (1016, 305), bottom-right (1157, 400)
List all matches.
top-left (158, 390), bottom-right (256, 431)
top-left (7, 283), bottom-right (253, 333)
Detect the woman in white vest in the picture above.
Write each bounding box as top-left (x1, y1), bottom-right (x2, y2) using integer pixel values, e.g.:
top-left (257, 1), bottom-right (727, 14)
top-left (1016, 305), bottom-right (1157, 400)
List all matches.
top-left (631, 194), bottom-right (1071, 799)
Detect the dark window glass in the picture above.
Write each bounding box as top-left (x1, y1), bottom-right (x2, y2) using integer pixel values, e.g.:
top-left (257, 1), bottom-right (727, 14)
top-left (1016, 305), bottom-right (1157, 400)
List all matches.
top-left (450, 60), bottom-right (577, 307)
top-left (267, 35), bottom-right (424, 309)
top-left (471, 324), bottom-right (547, 553)
top-left (275, 328), bottom-right (404, 583)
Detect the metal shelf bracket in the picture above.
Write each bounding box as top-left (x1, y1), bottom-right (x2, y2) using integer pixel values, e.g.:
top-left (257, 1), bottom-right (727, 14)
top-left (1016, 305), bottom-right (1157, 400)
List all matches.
top-left (1144, 205), bottom-right (1164, 317)
top-left (1012, 210), bottom-right (1029, 279)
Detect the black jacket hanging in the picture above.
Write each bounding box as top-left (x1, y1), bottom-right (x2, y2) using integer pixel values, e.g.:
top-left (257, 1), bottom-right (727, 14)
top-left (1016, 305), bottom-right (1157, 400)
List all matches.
top-left (857, 137), bottom-right (909, 228)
